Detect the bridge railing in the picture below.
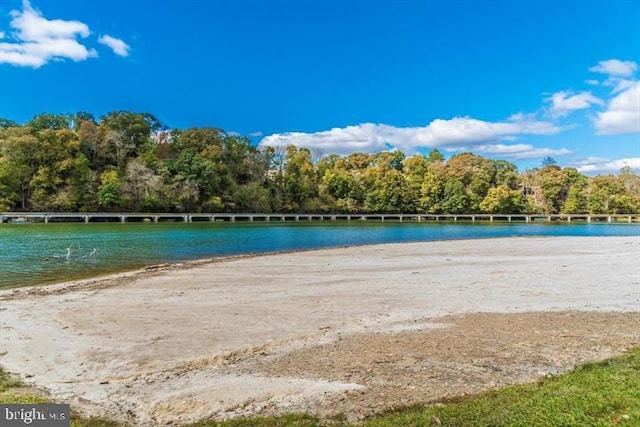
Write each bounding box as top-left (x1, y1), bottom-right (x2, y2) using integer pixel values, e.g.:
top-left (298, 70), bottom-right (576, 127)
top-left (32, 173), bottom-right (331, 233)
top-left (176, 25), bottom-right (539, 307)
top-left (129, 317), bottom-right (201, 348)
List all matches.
top-left (1, 212), bottom-right (638, 224)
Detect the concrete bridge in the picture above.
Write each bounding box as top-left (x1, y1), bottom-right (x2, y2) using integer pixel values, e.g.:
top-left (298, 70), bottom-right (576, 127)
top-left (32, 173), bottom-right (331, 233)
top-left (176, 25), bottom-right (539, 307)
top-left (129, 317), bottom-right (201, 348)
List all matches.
top-left (0, 212), bottom-right (638, 224)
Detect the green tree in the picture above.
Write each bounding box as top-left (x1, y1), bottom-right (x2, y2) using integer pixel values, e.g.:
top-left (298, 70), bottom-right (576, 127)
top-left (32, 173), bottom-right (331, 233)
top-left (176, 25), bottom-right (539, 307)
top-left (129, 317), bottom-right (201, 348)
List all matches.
top-left (446, 153), bottom-right (495, 212)
top-left (71, 153), bottom-right (95, 210)
top-left (363, 168), bottom-right (408, 213)
top-left (0, 159), bottom-right (21, 210)
top-left (99, 111), bottom-right (159, 170)
top-left (534, 166), bottom-right (568, 213)
top-left (404, 154), bottom-right (429, 211)
top-left (98, 170), bottom-right (123, 209)
top-left (618, 166), bottom-right (640, 210)
top-left (0, 127), bottom-right (41, 209)
top-left (492, 160), bottom-right (521, 189)
top-left (441, 178), bottom-right (468, 213)
top-left (232, 181), bottom-right (271, 212)
top-left (1, 109), bottom-right (637, 216)
top-left (168, 127), bottom-right (238, 210)
top-left (360, 152), bottom-right (410, 213)
top-left (78, 119), bottom-right (104, 169)
top-left (317, 154), bottom-right (364, 212)
top-left (559, 167), bottom-right (588, 214)
top-left (480, 185), bottom-right (527, 213)
top-left (587, 174), bottom-right (636, 214)
top-left (419, 161), bottom-right (446, 213)
top-left (562, 185), bottom-right (588, 213)
top-left (427, 148), bottom-right (445, 163)
top-left (27, 113), bottom-right (70, 131)
top-left (0, 118), bottom-right (19, 128)
top-left (283, 146), bottom-right (317, 211)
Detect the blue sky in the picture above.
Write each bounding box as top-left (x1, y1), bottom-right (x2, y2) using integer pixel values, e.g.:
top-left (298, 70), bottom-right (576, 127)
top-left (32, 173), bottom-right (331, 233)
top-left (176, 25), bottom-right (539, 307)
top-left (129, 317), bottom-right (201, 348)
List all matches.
top-left (0, 0), bottom-right (638, 174)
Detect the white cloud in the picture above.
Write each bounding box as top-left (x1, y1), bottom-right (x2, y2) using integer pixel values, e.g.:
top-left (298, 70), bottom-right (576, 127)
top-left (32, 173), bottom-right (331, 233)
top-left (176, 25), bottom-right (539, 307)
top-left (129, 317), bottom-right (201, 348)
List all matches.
top-left (590, 59), bottom-right (638, 77)
top-left (11, 1), bottom-right (90, 41)
top-left (98, 34), bottom-right (129, 57)
top-left (260, 117), bottom-right (564, 159)
top-left (545, 90), bottom-right (604, 118)
top-left (587, 59), bottom-right (639, 94)
top-left (0, 0), bottom-right (96, 67)
top-left (507, 112), bottom-right (537, 122)
top-left (0, 1), bottom-right (129, 68)
top-left (604, 77), bottom-right (636, 94)
top-left (584, 79), bottom-right (599, 86)
top-left (593, 81), bottom-right (640, 134)
top-left (574, 157), bottom-right (640, 174)
top-left (474, 144), bottom-right (571, 160)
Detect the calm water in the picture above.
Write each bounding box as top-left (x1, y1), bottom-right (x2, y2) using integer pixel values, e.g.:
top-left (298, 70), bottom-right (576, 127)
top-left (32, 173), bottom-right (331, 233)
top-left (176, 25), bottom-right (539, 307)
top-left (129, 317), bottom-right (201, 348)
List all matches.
top-left (0, 221), bottom-right (638, 288)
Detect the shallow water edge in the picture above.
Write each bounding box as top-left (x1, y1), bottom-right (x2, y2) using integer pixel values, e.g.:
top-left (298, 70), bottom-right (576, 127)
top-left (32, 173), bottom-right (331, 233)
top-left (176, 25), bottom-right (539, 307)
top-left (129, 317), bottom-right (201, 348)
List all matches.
top-left (1, 221), bottom-right (638, 288)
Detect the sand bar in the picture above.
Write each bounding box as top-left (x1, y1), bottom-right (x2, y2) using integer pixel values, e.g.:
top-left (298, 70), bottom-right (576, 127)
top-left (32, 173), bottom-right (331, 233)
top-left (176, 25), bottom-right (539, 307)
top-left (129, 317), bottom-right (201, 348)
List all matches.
top-left (1, 236), bottom-right (639, 424)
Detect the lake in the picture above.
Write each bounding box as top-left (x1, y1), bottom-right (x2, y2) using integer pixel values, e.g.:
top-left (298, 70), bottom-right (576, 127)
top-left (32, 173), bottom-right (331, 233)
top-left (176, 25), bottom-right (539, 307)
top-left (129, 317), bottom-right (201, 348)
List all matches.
top-left (1, 221), bottom-right (638, 289)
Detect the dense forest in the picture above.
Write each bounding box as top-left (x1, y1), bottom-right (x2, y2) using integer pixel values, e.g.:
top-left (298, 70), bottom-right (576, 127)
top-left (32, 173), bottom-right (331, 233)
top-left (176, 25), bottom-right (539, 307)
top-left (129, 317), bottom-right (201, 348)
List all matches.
top-left (0, 111), bottom-right (638, 214)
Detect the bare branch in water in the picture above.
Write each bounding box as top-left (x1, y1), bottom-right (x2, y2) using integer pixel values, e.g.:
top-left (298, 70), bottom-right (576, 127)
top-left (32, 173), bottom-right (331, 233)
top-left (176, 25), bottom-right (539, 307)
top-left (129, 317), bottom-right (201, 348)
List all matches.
top-left (44, 245), bottom-right (99, 262)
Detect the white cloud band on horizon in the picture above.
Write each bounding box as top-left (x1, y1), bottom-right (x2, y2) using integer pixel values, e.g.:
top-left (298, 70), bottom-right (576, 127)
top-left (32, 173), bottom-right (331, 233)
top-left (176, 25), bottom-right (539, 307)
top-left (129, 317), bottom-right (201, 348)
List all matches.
top-left (574, 157), bottom-right (640, 174)
top-left (0, 0), bottom-right (128, 67)
top-left (98, 34), bottom-right (129, 57)
top-left (260, 117), bottom-right (567, 160)
top-left (473, 143), bottom-right (571, 160)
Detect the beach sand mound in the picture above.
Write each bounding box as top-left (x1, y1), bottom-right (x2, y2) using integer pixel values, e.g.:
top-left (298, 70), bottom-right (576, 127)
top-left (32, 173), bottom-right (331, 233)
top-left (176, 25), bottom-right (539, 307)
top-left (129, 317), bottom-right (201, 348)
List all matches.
top-left (1, 237), bottom-right (639, 425)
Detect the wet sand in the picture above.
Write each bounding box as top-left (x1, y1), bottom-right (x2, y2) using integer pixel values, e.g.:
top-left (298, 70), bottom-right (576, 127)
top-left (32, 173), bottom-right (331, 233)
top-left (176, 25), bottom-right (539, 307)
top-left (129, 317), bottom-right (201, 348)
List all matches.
top-left (1, 236), bottom-right (639, 425)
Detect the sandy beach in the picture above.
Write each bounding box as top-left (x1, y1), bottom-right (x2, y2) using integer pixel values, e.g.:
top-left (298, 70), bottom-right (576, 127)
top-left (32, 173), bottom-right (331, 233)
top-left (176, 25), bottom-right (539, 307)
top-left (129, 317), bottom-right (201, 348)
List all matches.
top-left (1, 236), bottom-right (639, 425)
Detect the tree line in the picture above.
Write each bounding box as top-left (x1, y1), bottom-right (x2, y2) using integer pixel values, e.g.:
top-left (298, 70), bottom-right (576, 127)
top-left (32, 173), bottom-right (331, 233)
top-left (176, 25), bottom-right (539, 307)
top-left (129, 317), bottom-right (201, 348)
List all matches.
top-left (0, 111), bottom-right (638, 214)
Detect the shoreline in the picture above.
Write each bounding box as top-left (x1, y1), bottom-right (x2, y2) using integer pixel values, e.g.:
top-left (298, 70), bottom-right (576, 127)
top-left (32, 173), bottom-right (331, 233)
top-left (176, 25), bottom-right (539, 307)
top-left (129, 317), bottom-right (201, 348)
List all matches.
top-left (0, 235), bottom-right (551, 296)
top-left (1, 236), bottom-right (639, 424)
top-left (3, 221), bottom-right (639, 290)
top-left (0, 233), bottom-right (631, 297)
